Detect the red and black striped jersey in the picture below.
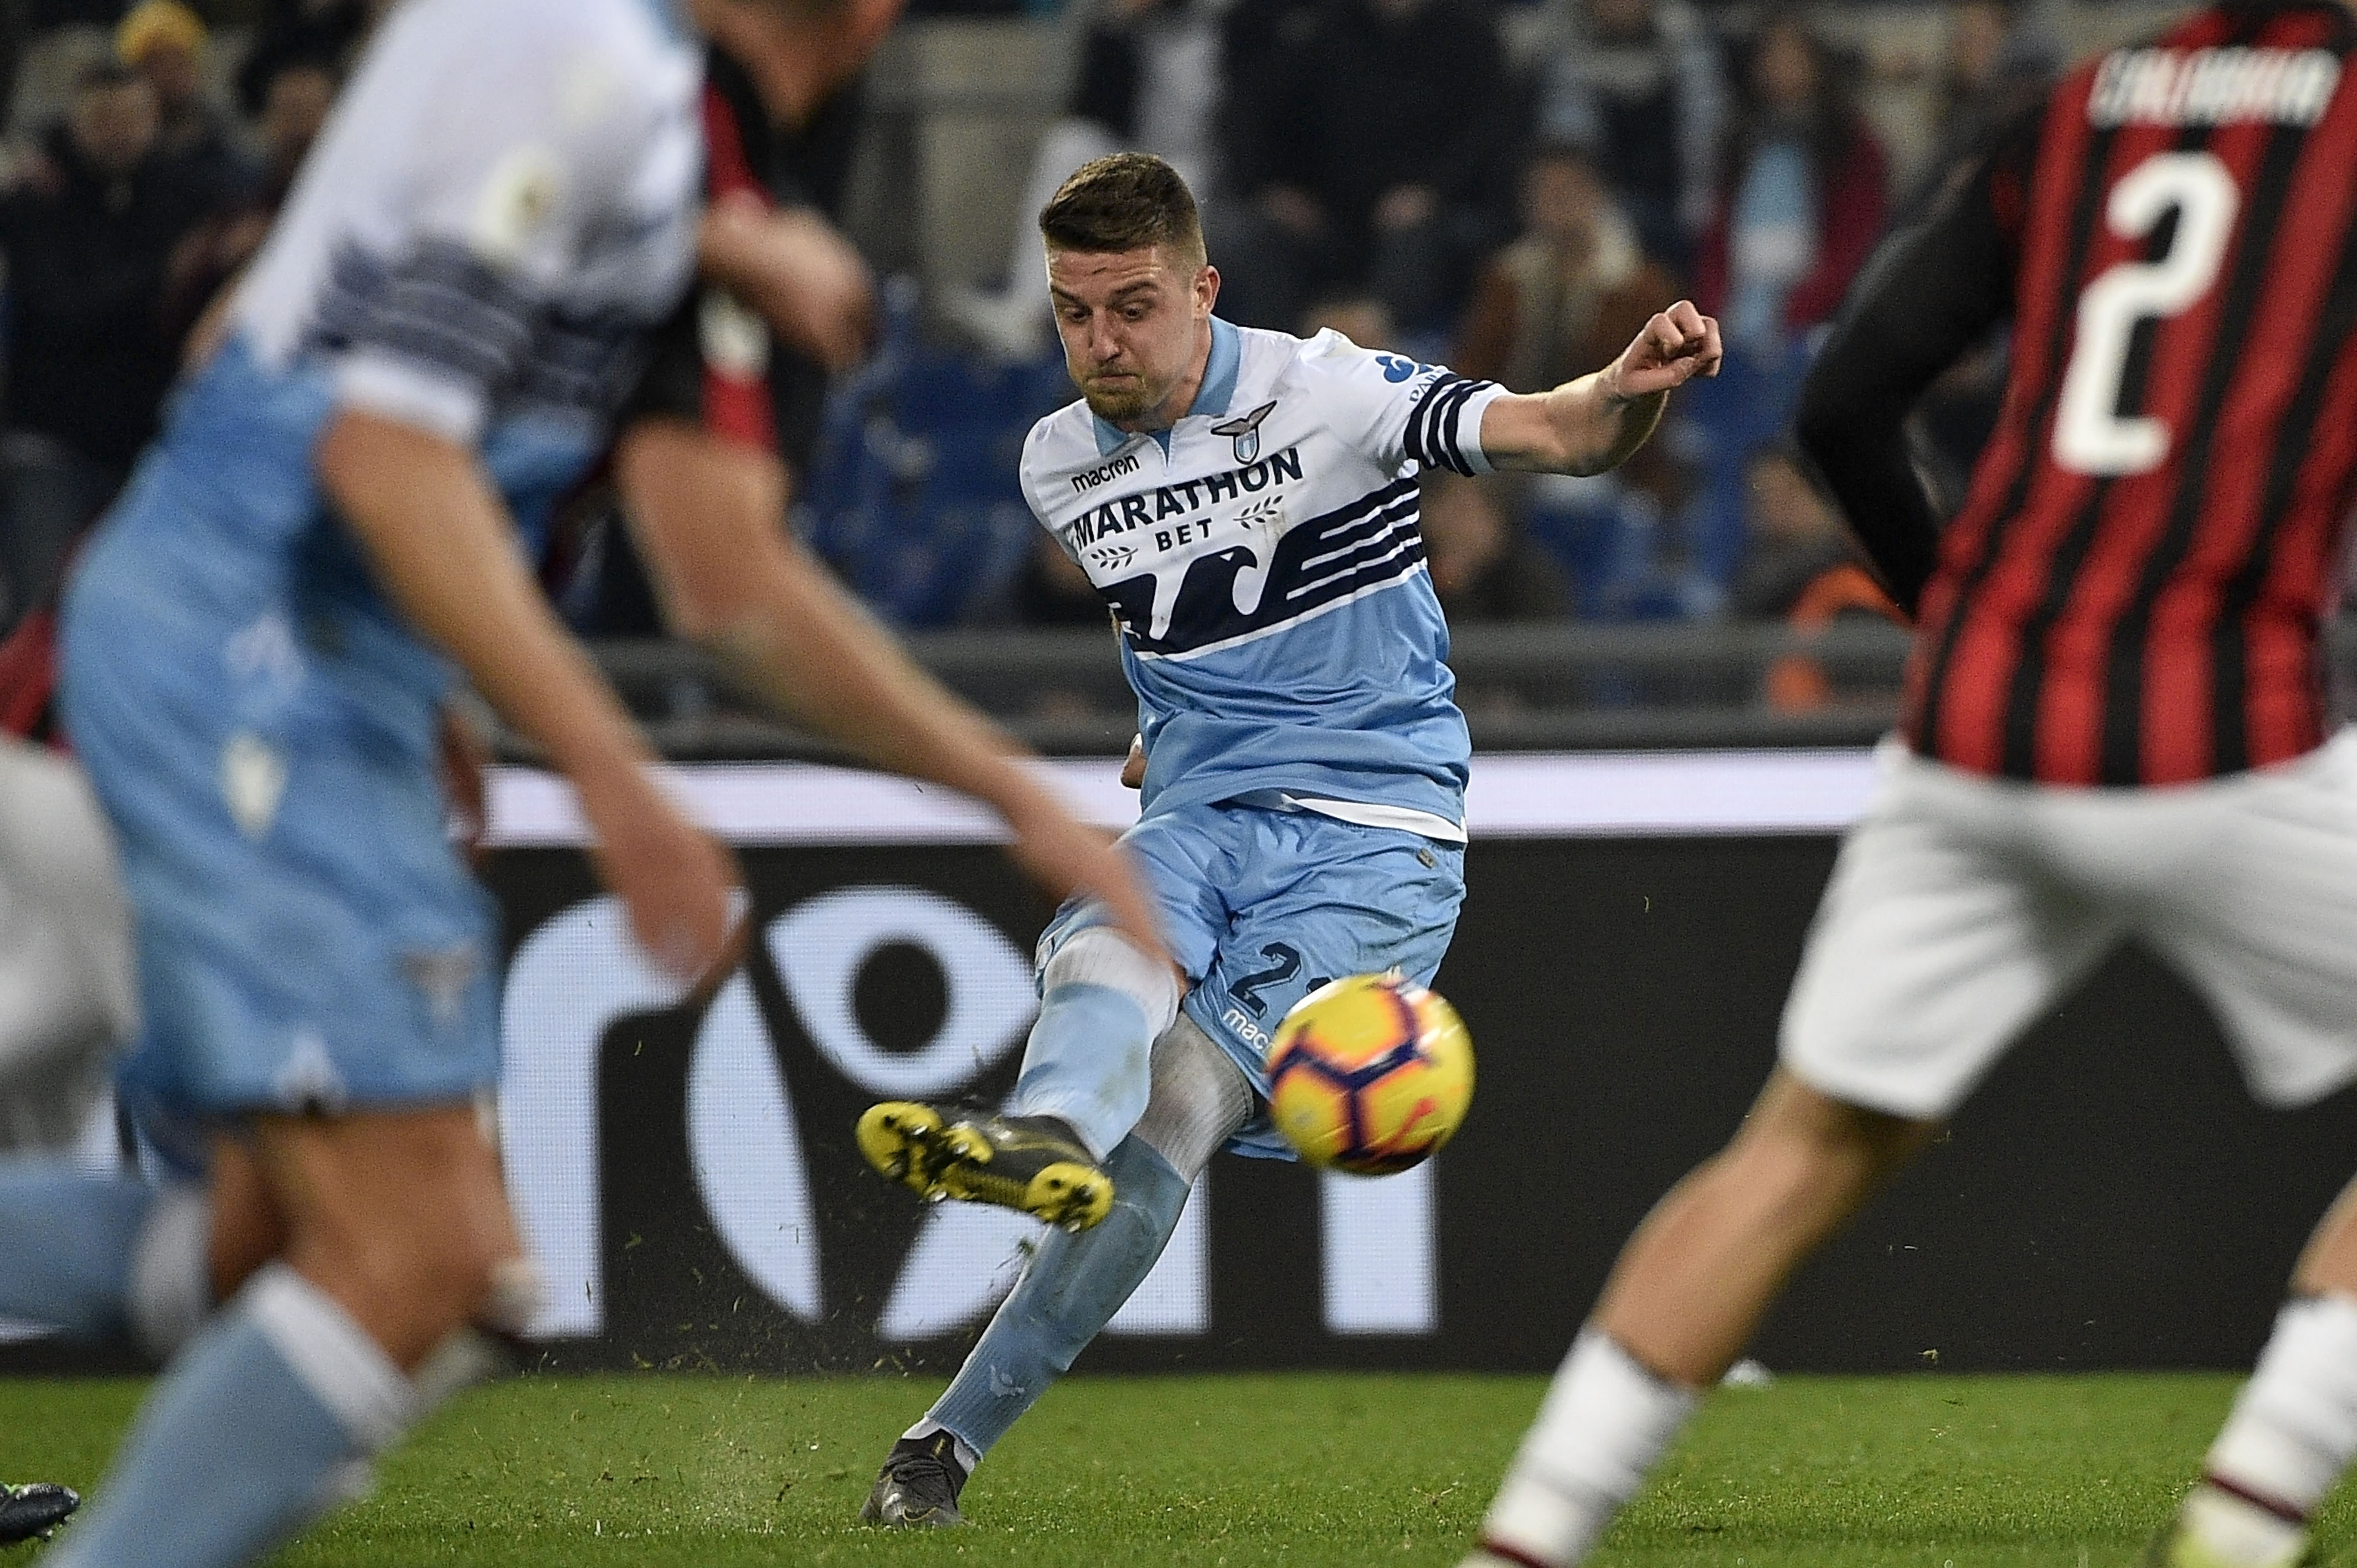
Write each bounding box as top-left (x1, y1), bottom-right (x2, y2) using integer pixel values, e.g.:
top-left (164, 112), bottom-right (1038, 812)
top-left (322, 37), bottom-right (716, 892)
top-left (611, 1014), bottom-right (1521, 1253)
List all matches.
top-left (615, 47), bottom-right (780, 454)
top-left (1799, 0), bottom-right (2357, 785)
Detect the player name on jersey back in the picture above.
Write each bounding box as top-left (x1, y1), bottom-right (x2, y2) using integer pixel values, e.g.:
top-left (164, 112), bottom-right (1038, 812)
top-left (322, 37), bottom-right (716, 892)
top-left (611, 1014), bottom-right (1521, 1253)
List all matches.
top-left (2089, 45), bottom-right (2340, 127)
top-left (1907, 0), bottom-right (2357, 786)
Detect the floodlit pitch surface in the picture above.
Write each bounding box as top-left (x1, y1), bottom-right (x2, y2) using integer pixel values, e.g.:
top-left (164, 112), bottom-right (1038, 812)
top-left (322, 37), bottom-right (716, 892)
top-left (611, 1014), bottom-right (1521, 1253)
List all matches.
top-left (2, 1371), bottom-right (2340, 1565)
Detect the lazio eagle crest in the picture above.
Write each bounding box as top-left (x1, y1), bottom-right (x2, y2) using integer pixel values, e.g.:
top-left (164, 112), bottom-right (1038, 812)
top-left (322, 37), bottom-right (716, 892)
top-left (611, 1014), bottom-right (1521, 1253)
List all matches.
top-left (1212, 400), bottom-right (1278, 465)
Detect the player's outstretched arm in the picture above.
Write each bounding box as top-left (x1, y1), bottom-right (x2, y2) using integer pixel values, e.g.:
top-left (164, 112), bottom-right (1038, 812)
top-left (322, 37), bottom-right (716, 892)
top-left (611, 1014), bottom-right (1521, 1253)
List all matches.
top-left (1478, 300), bottom-right (1722, 477)
top-left (316, 410), bottom-right (741, 984)
top-left (613, 419), bottom-right (1174, 969)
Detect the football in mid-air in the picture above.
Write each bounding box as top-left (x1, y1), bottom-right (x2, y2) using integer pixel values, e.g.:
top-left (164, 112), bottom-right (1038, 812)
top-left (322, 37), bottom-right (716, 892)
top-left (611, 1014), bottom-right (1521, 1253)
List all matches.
top-left (1265, 973), bottom-right (1473, 1175)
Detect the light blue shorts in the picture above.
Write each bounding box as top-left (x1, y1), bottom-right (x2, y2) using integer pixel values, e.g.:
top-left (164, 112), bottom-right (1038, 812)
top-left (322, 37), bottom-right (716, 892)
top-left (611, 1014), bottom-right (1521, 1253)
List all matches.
top-left (60, 450), bottom-right (499, 1123)
top-left (1039, 800), bottom-right (1466, 1158)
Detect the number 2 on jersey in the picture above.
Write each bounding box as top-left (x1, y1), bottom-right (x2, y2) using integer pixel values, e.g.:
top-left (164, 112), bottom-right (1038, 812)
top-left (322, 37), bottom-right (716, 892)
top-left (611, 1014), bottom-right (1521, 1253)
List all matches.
top-left (2053, 151), bottom-right (2239, 477)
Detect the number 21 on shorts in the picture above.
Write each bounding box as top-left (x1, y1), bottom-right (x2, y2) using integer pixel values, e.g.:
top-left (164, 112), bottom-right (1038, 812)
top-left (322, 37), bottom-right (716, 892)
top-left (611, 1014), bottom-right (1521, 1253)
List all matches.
top-left (2054, 151), bottom-right (2240, 477)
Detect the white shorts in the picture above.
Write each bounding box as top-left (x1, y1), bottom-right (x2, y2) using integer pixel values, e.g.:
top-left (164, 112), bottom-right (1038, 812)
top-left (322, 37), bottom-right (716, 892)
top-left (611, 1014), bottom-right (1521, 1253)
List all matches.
top-left (1782, 732), bottom-right (2357, 1121)
top-left (0, 739), bottom-right (136, 1153)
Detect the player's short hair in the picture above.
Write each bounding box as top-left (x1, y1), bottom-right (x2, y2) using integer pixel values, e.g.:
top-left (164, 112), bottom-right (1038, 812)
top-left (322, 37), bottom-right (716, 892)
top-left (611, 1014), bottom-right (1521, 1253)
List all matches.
top-left (1038, 153), bottom-right (1208, 270)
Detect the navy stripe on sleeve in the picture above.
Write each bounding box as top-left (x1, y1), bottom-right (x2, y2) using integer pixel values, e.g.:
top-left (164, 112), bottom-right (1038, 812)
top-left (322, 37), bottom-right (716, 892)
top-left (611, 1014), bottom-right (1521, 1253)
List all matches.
top-left (307, 240), bottom-right (541, 398)
top-left (1402, 373), bottom-right (1494, 477)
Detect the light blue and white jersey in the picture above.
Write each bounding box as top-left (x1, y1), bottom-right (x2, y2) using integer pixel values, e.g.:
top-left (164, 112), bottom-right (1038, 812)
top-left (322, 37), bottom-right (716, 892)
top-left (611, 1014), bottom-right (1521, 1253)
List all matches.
top-left (102, 0), bottom-right (701, 724)
top-left (58, 0), bottom-right (701, 1119)
top-left (1022, 321), bottom-right (1507, 837)
top-left (235, 0), bottom-right (700, 453)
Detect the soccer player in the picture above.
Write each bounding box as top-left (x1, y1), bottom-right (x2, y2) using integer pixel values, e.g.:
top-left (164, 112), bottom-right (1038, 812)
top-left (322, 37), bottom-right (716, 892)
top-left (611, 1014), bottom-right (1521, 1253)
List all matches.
top-left (0, 655), bottom-right (141, 1544)
top-left (1464, 7), bottom-right (2357, 1567)
top-left (0, 3), bottom-right (1163, 1566)
top-left (855, 152), bottom-right (1720, 1526)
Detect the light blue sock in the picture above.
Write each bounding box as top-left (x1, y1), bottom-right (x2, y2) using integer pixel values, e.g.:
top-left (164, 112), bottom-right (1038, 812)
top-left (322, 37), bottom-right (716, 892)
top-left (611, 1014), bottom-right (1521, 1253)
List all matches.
top-left (923, 1136), bottom-right (1190, 1458)
top-left (46, 1263), bottom-right (417, 1568)
top-left (1005, 984), bottom-right (1154, 1160)
top-left (1002, 926), bottom-right (1176, 1160)
top-left (0, 1162), bottom-right (152, 1337)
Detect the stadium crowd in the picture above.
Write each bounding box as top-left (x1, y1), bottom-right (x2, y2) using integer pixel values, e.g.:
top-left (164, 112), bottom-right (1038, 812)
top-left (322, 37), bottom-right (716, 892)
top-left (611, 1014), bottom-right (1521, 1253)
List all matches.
top-left (0, 0), bottom-right (2054, 653)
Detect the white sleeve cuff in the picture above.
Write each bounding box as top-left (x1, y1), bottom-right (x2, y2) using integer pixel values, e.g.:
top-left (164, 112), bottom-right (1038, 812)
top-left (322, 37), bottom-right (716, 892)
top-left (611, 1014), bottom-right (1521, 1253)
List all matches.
top-left (334, 352), bottom-right (488, 446)
top-left (1455, 383), bottom-right (1512, 477)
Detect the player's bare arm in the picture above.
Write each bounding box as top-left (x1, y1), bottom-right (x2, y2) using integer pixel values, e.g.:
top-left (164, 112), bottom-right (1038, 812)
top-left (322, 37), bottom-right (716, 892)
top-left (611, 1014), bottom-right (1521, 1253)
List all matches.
top-left (1478, 301), bottom-right (1722, 477)
top-left (315, 410), bottom-right (740, 984)
top-left (699, 194), bottom-right (877, 373)
top-left (611, 418), bottom-right (1172, 971)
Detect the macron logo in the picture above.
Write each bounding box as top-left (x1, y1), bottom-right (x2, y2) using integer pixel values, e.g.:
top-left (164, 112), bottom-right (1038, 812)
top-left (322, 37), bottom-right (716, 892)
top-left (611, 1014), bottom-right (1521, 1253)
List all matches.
top-left (1071, 452), bottom-right (1143, 493)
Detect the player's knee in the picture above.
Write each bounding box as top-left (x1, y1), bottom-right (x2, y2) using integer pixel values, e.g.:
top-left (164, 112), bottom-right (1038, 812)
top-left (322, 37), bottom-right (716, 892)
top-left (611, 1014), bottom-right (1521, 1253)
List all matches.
top-left (1717, 1074), bottom-right (1932, 1218)
top-left (1042, 926), bottom-right (1180, 1036)
top-left (1133, 1016), bottom-right (1252, 1181)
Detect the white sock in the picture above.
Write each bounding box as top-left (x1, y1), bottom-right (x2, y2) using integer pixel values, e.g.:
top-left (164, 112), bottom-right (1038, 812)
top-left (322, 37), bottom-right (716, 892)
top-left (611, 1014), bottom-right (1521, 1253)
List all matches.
top-left (127, 1185), bottom-right (211, 1361)
top-left (2201, 1293), bottom-right (2357, 1525)
top-left (900, 1418), bottom-right (981, 1474)
top-left (1476, 1329), bottom-right (1699, 1567)
top-left (247, 1265), bottom-right (419, 1453)
top-left (2174, 1487), bottom-right (2309, 1568)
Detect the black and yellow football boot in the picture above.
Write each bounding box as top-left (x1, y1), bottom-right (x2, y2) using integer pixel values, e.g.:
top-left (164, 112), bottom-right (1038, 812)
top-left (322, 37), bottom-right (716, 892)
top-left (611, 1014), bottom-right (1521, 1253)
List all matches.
top-left (855, 1102), bottom-right (1114, 1231)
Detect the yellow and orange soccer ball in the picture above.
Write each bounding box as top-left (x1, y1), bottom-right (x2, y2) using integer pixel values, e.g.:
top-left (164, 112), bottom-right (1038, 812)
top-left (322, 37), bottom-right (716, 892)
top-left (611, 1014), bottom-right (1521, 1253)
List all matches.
top-left (1264, 973), bottom-right (1474, 1175)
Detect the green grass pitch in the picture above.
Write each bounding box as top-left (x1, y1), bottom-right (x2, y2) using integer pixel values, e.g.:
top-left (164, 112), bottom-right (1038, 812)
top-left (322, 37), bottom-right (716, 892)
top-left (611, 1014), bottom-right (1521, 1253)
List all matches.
top-left (6, 1370), bottom-right (2349, 1566)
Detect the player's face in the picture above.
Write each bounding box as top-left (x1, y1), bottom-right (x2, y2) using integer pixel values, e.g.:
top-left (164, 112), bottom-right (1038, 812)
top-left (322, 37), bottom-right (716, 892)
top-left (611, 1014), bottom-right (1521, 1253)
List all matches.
top-left (1047, 245), bottom-right (1218, 427)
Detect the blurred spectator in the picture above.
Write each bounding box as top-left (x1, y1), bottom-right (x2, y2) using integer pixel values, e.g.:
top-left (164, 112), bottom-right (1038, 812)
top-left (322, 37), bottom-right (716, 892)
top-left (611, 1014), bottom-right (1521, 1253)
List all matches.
top-left (945, 0), bottom-right (1224, 360)
top-left (1930, 3), bottom-right (2054, 156)
top-left (163, 58), bottom-right (338, 347)
top-left (1455, 146), bottom-right (1681, 430)
top-left (1682, 11), bottom-right (1886, 595)
top-left (1217, 0), bottom-right (1515, 337)
top-left (1730, 446), bottom-right (1900, 711)
top-left (25, 1), bottom-right (123, 23)
top-left (116, 1), bottom-right (258, 209)
top-left (1300, 293), bottom-right (1397, 354)
top-left (1444, 145), bottom-right (1686, 618)
top-left (1890, 2), bottom-right (2058, 501)
top-left (1418, 466), bottom-right (1571, 620)
top-left (1728, 447), bottom-right (1883, 622)
top-left (1533, 0), bottom-right (1723, 281)
top-left (235, 0), bottom-right (372, 118)
top-left (1696, 11), bottom-right (1886, 355)
top-left (1897, 0), bottom-right (2056, 224)
top-left (0, 60), bottom-right (215, 627)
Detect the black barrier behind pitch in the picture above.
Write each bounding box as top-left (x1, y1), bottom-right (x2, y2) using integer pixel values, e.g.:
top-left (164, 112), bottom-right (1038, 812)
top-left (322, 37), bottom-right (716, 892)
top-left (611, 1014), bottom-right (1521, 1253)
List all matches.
top-left (477, 836), bottom-right (2357, 1378)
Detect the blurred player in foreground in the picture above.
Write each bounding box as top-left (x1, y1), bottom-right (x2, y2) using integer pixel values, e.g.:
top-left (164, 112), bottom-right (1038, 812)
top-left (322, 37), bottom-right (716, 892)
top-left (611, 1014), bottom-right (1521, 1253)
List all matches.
top-left (0, 2), bottom-right (1162, 1565)
top-left (0, 704), bottom-right (128, 1544)
top-left (853, 152), bottom-right (1718, 1527)
top-left (1466, 6), bottom-right (2357, 1566)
